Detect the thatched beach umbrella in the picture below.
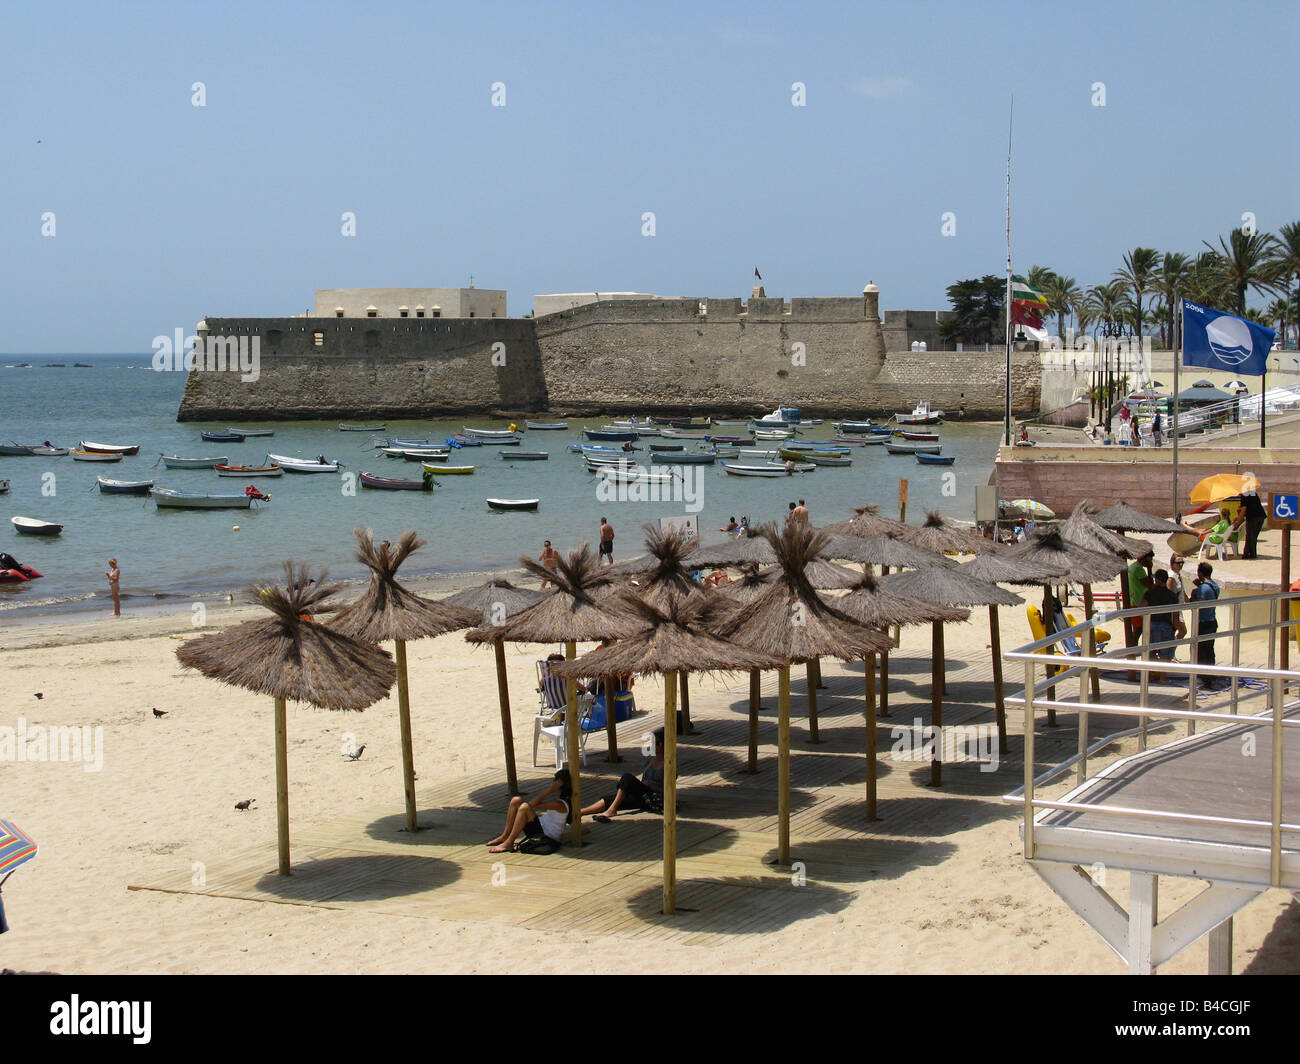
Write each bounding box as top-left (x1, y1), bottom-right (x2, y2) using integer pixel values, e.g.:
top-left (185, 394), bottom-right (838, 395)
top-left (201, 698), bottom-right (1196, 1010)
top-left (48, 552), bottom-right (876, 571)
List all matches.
top-left (465, 546), bottom-right (638, 845)
top-left (878, 567), bottom-right (1021, 785)
top-left (331, 531), bottom-right (481, 832)
top-left (962, 551), bottom-right (1069, 752)
top-left (822, 574), bottom-right (969, 818)
top-left (177, 563), bottom-right (397, 875)
top-left (717, 566), bottom-right (777, 772)
top-left (1062, 501), bottom-right (1153, 562)
top-left (999, 527), bottom-right (1129, 721)
top-left (686, 531), bottom-right (777, 568)
top-left (822, 503), bottom-right (911, 539)
top-left (715, 524), bottom-right (889, 864)
top-left (551, 596), bottom-right (783, 914)
top-left (893, 512), bottom-right (1001, 558)
top-left (1092, 501), bottom-right (1185, 536)
top-left (441, 579), bottom-right (544, 797)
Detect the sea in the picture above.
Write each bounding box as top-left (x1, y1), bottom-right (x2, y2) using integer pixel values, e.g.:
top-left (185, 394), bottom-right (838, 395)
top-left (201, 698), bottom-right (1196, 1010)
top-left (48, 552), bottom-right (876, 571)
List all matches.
top-left (0, 354), bottom-right (1002, 619)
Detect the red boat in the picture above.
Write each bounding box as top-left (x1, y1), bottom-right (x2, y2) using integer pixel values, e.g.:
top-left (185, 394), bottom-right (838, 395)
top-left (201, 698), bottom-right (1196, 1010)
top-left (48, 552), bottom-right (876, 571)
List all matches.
top-left (0, 552), bottom-right (42, 583)
top-left (895, 430), bottom-right (940, 442)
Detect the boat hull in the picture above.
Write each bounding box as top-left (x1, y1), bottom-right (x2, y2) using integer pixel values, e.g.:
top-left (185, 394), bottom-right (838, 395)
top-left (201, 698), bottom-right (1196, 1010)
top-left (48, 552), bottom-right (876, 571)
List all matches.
top-left (160, 455), bottom-right (229, 469)
top-left (71, 450), bottom-right (123, 462)
top-left (152, 489), bottom-right (255, 509)
top-left (525, 421), bottom-right (568, 430)
top-left (97, 478), bottom-right (154, 494)
top-left (487, 498), bottom-right (539, 511)
top-left (721, 462), bottom-right (815, 477)
top-left (11, 516), bottom-right (64, 535)
top-left (214, 465), bottom-right (283, 477)
top-left (79, 441), bottom-right (140, 455)
top-left (266, 453), bottom-right (340, 473)
top-left (884, 442), bottom-right (942, 455)
top-left (915, 453), bottom-right (956, 465)
top-left (359, 472), bottom-right (432, 491)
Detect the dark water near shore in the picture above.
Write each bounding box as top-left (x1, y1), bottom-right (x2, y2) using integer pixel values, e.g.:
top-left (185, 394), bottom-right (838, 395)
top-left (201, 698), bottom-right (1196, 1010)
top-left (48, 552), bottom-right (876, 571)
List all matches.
top-left (0, 355), bottom-right (1001, 618)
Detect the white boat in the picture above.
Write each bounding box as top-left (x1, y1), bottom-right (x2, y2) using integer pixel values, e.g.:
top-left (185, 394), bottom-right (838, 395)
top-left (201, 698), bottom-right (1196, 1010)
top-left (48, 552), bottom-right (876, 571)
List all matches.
top-left (11, 515), bottom-right (64, 535)
top-left (737, 448), bottom-right (781, 459)
top-left (160, 454), bottom-right (229, 469)
top-left (753, 428), bottom-right (793, 440)
top-left (70, 450), bottom-right (123, 462)
top-left (228, 427), bottom-right (274, 437)
top-left (721, 462), bottom-right (815, 477)
top-left (96, 477), bottom-right (154, 494)
top-left (462, 426), bottom-right (519, 439)
top-left (152, 488), bottom-right (257, 509)
top-left (594, 465), bottom-right (676, 485)
top-left (339, 423), bottom-right (385, 432)
top-left (884, 441), bottom-right (942, 455)
top-left (266, 453), bottom-right (341, 473)
top-left (78, 440), bottom-right (140, 455)
top-left (894, 400), bottom-right (944, 426)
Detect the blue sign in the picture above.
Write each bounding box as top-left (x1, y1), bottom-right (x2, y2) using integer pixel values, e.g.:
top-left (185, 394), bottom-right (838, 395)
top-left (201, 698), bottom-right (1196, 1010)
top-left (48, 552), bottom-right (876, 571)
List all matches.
top-left (1273, 494), bottom-right (1299, 520)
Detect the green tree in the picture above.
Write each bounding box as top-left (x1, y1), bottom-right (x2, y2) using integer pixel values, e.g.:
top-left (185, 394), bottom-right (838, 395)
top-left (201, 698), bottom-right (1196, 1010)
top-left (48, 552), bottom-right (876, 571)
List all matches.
top-left (1204, 228), bottom-right (1280, 315)
top-left (1151, 252), bottom-right (1191, 350)
top-left (1041, 274), bottom-right (1081, 343)
top-left (1270, 221), bottom-right (1300, 350)
top-left (1183, 251), bottom-right (1231, 308)
top-left (939, 276), bottom-right (1005, 345)
top-left (1266, 296), bottom-right (1291, 340)
top-left (1026, 265), bottom-right (1057, 294)
top-left (1113, 247), bottom-right (1160, 342)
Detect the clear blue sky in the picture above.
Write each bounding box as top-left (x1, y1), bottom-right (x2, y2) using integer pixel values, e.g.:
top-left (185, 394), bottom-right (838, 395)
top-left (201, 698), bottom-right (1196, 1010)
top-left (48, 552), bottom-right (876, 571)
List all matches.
top-left (2, 0), bottom-right (1296, 353)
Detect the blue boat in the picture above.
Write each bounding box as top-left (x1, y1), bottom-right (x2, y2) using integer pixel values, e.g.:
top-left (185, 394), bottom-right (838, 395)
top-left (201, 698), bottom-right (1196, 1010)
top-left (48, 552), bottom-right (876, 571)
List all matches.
top-left (583, 428), bottom-right (638, 442)
top-left (915, 452), bottom-right (955, 465)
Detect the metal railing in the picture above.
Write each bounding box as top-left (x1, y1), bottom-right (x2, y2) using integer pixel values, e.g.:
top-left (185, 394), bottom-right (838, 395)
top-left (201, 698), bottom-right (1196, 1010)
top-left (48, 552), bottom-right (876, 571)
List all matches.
top-left (1002, 590), bottom-right (1300, 887)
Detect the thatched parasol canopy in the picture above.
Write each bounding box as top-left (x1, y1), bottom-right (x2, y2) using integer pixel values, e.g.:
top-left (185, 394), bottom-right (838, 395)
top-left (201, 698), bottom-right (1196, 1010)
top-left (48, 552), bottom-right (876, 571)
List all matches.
top-left (441, 578), bottom-right (546, 623)
top-left (177, 562), bottom-right (396, 709)
top-left (607, 552), bottom-right (660, 576)
top-left (822, 503), bottom-right (911, 539)
top-left (825, 572), bottom-right (971, 629)
top-left (825, 533), bottom-right (958, 571)
top-left (332, 530), bottom-right (481, 643)
top-left (962, 551), bottom-right (1068, 587)
top-left (1091, 501), bottom-right (1185, 535)
top-left (617, 524), bottom-right (713, 612)
top-left (686, 531), bottom-right (777, 568)
top-left (998, 527), bottom-right (1130, 584)
top-left (1061, 502), bottom-right (1152, 561)
top-left (465, 545), bottom-right (639, 645)
top-left (893, 512), bottom-right (1001, 556)
top-left (877, 567), bottom-right (1022, 609)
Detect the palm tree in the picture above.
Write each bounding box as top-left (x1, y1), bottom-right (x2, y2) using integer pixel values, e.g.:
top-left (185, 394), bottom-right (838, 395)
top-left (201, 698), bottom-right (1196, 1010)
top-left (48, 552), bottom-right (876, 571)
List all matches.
top-left (1041, 274), bottom-right (1080, 343)
top-left (1026, 264), bottom-right (1057, 294)
top-left (1113, 247), bottom-right (1160, 344)
top-left (1270, 221), bottom-right (1300, 350)
top-left (1151, 252), bottom-right (1191, 350)
top-left (1204, 228), bottom-right (1280, 315)
top-left (1086, 282), bottom-right (1129, 429)
top-left (1266, 297), bottom-right (1292, 344)
top-left (1183, 250), bottom-right (1231, 308)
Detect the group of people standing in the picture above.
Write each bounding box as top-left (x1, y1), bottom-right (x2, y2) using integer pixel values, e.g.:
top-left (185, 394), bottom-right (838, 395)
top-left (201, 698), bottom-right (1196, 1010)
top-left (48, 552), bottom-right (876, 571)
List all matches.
top-left (1131, 554), bottom-right (1221, 688)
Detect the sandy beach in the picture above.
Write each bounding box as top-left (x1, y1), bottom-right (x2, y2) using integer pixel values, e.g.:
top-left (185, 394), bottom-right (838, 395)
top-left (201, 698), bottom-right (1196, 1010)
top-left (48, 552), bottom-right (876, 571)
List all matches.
top-left (2, 535), bottom-right (1296, 975)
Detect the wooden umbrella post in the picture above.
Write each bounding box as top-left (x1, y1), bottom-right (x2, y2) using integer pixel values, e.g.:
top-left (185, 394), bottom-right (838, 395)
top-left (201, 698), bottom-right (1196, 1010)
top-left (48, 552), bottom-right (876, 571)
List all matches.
top-left (565, 639), bottom-right (582, 846)
top-left (930, 622), bottom-right (943, 787)
top-left (879, 649), bottom-right (890, 717)
top-left (805, 659), bottom-right (821, 744)
top-left (811, 656), bottom-right (825, 689)
top-left (663, 670), bottom-right (679, 915)
top-left (1043, 586), bottom-right (1058, 725)
top-left (394, 639), bottom-right (419, 832)
top-left (989, 605), bottom-right (1008, 755)
top-left (746, 668), bottom-right (760, 773)
top-left (493, 640), bottom-right (518, 796)
top-left (679, 672), bottom-right (695, 733)
top-left (603, 676), bottom-right (622, 763)
top-left (778, 666), bottom-right (791, 865)
top-left (274, 696), bottom-right (290, 876)
top-left (865, 654), bottom-right (878, 821)
top-left (1083, 584), bottom-right (1101, 703)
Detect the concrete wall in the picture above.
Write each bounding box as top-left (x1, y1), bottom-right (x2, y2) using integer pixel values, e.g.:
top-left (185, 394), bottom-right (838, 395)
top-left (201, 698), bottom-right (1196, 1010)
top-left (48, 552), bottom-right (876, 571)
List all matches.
top-left (532, 292), bottom-right (656, 317)
top-left (177, 316), bottom-right (544, 421)
top-left (882, 309), bottom-right (953, 353)
top-left (312, 288), bottom-right (507, 318)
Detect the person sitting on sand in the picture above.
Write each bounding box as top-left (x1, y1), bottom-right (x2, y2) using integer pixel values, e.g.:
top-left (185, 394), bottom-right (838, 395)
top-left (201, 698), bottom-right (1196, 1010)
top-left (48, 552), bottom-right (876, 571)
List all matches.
top-left (717, 516), bottom-right (740, 533)
top-left (487, 769), bottom-right (571, 853)
top-left (582, 728), bottom-right (666, 821)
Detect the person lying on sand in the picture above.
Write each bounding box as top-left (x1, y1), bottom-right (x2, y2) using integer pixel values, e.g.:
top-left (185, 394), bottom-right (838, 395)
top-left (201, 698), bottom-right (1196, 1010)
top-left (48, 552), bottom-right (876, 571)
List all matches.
top-left (487, 769), bottom-right (571, 853)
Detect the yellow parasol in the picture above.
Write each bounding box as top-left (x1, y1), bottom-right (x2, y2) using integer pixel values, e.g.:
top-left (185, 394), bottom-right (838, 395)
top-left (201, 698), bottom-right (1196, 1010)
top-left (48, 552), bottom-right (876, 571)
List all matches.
top-left (1189, 473), bottom-right (1257, 507)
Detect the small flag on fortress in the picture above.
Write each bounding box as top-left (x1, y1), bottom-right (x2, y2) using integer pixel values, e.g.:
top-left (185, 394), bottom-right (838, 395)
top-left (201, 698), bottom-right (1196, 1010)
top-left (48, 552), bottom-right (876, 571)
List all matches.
top-left (1182, 300), bottom-right (1273, 377)
top-left (1010, 275), bottom-right (1046, 306)
top-left (754, 268), bottom-right (762, 281)
top-left (1011, 300), bottom-right (1050, 342)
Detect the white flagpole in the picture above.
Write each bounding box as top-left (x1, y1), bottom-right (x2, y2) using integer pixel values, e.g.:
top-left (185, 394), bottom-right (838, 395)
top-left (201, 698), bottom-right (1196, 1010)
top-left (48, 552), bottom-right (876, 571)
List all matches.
top-left (1004, 96), bottom-right (1013, 447)
top-left (1172, 298), bottom-right (1181, 519)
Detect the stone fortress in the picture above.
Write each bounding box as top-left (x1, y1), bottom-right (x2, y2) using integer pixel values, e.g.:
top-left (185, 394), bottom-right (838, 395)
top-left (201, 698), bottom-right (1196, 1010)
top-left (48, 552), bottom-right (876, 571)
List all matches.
top-left (177, 284), bottom-right (1040, 421)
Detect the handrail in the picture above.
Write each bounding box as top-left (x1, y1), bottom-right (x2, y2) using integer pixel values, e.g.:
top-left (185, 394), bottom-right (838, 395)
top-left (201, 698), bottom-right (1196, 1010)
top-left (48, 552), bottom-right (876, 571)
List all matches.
top-left (1006, 588), bottom-right (1298, 888)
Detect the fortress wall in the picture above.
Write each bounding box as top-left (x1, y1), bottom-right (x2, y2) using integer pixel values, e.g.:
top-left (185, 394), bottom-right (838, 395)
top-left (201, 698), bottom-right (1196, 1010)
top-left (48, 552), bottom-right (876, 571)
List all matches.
top-left (177, 317), bottom-right (545, 421)
top-left (870, 348), bottom-right (1040, 418)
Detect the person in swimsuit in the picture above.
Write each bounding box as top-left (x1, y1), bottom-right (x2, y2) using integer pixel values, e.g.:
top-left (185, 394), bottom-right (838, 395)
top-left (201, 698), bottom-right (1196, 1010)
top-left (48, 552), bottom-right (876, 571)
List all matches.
top-left (487, 769), bottom-right (571, 853)
top-left (582, 729), bottom-right (666, 821)
top-left (105, 558), bottom-right (121, 617)
top-left (599, 517), bottom-right (614, 565)
top-left (538, 540), bottom-right (559, 588)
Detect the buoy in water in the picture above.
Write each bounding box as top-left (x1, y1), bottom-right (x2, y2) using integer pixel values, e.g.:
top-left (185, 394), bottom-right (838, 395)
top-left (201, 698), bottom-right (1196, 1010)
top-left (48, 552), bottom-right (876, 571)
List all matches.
top-left (232, 525), bottom-right (240, 531)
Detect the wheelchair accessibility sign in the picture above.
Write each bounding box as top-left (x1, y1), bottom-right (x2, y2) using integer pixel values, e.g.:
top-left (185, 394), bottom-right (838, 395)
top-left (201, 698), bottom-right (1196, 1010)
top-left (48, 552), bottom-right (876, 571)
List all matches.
top-left (1268, 492), bottom-right (1300, 529)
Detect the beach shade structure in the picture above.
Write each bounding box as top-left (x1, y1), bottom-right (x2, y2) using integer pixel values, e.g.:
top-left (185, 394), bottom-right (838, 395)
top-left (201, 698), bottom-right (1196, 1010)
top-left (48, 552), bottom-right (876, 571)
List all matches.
top-left (892, 512), bottom-right (1002, 559)
top-left (686, 530), bottom-right (777, 568)
top-left (713, 523), bottom-right (890, 865)
top-left (821, 502), bottom-right (912, 540)
top-left (442, 579), bottom-right (546, 795)
top-left (998, 527), bottom-right (1130, 723)
top-left (607, 552), bottom-right (661, 577)
top-left (465, 545), bottom-right (639, 845)
top-left (551, 595), bottom-right (784, 914)
top-left (1190, 473), bottom-right (1258, 507)
top-left (0, 818), bottom-right (37, 935)
top-left (176, 563), bottom-right (397, 875)
top-left (1091, 501), bottom-right (1186, 536)
top-left (331, 530), bottom-right (482, 831)
top-left (1003, 499), bottom-right (1055, 520)
top-left (716, 566), bottom-right (780, 771)
top-left (822, 575), bottom-right (970, 818)
top-left (615, 525), bottom-right (717, 737)
top-left (877, 567), bottom-right (1021, 785)
top-left (962, 551), bottom-right (1070, 753)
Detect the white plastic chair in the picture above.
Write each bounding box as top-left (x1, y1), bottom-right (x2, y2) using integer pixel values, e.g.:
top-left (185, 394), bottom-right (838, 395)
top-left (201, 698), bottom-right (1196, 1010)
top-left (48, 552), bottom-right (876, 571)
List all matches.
top-left (532, 659), bottom-right (594, 767)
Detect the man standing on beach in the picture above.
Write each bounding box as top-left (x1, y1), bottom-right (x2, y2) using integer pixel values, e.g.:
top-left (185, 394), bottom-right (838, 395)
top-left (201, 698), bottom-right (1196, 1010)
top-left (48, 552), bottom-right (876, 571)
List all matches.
top-left (599, 518), bottom-right (614, 565)
top-left (538, 540), bottom-right (559, 588)
top-left (1236, 484), bottom-right (1266, 559)
top-left (105, 558), bottom-right (121, 617)
top-left (792, 499), bottom-right (809, 524)
top-left (1190, 561), bottom-right (1220, 685)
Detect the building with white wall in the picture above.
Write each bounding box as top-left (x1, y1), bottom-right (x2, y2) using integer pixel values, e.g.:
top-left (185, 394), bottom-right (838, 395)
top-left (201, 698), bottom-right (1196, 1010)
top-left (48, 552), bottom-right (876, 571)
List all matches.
top-left (313, 287), bottom-right (507, 319)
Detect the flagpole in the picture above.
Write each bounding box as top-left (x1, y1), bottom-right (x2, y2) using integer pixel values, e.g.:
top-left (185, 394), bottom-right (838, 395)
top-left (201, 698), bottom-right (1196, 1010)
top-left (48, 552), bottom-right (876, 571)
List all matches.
top-left (1004, 96), bottom-right (1013, 448)
top-left (1172, 298), bottom-right (1181, 519)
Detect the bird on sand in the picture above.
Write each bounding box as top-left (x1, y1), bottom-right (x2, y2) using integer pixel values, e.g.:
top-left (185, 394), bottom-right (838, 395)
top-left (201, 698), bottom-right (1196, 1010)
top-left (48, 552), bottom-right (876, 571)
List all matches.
top-left (234, 799), bottom-right (256, 811)
top-left (34, 693), bottom-right (43, 700)
top-left (152, 708), bottom-right (167, 718)
top-left (342, 744), bottom-right (366, 761)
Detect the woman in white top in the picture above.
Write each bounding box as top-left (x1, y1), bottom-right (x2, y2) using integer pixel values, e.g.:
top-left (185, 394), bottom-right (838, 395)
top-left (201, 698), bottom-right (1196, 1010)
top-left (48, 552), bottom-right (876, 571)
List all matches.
top-left (487, 769), bottom-right (571, 853)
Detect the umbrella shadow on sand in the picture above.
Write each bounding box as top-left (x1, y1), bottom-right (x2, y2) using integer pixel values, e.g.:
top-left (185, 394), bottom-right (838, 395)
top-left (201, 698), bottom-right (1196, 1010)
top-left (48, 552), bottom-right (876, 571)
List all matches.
top-left (253, 853), bottom-right (462, 902)
top-left (617, 875), bottom-right (857, 932)
top-left (820, 794), bottom-right (1017, 837)
top-left (362, 808), bottom-right (498, 846)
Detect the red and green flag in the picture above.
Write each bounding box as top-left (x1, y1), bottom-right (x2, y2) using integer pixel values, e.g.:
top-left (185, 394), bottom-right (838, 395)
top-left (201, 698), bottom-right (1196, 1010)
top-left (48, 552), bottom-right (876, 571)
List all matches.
top-left (1010, 274), bottom-right (1047, 306)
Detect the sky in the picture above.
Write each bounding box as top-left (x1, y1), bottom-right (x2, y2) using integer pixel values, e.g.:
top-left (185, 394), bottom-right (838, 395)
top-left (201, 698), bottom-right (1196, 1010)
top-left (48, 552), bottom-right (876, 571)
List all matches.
top-left (2, 0), bottom-right (1296, 353)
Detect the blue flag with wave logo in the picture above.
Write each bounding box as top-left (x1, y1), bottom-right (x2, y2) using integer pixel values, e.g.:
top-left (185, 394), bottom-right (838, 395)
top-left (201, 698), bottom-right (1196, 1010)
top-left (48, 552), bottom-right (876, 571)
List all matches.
top-left (1183, 300), bottom-right (1275, 376)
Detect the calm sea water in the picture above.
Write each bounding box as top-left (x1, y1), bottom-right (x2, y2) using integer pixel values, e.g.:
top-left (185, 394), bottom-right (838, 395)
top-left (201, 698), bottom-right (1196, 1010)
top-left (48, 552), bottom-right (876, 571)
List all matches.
top-left (0, 355), bottom-right (1001, 617)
